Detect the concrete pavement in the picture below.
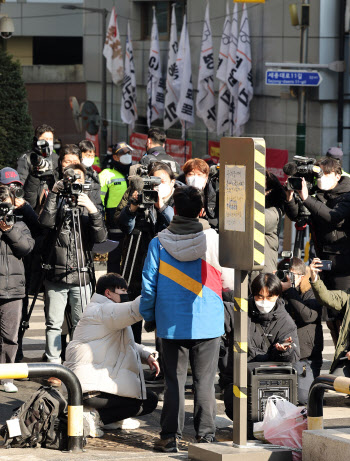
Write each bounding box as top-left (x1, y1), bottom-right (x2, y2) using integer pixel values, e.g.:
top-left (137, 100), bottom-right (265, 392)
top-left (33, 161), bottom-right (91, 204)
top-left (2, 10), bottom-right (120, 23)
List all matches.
top-left (1, 295), bottom-right (350, 460)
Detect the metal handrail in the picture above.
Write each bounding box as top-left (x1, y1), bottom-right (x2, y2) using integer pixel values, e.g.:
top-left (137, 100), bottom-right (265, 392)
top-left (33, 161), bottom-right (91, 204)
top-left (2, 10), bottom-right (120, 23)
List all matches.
top-left (307, 374), bottom-right (350, 430)
top-left (0, 363), bottom-right (84, 452)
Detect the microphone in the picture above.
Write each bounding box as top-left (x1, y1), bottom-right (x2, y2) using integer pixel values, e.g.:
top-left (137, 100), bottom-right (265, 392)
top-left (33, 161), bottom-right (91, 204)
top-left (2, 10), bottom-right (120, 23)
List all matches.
top-left (129, 175), bottom-right (144, 193)
top-left (63, 168), bottom-right (76, 180)
top-left (283, 162), bottom-right (298, 176)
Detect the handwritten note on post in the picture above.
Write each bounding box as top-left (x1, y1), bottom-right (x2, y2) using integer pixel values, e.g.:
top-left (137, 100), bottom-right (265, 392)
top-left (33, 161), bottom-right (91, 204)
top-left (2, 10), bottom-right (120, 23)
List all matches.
top-left (224, 165), bottom-right (246, 232)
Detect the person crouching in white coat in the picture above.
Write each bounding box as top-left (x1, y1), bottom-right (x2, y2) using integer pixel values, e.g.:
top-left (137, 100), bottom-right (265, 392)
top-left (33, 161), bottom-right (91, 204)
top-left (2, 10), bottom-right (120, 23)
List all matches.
top-left (64, 273), bottom-right (159, 437)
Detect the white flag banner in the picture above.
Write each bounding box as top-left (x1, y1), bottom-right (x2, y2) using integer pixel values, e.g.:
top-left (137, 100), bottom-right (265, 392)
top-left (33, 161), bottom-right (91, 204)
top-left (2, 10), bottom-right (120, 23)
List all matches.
top-left (121, 22), bottom-right (137, 129)
top-left (225, 3), bottom-right (239, 136)
top-left (196, 2), bottom-right (216, 132)
top-left (164, 4), bottom-right (180, 130)
top-left (103, 7), bottom-right (123, 85)
top-left (147, 7), bottom-right (164, 127)
top-left (216, 2), bottom-right (231, 135)
top-left (235, 4), bottom-right (253, 136)
top-left (176, 15), bottom-right (194, 138)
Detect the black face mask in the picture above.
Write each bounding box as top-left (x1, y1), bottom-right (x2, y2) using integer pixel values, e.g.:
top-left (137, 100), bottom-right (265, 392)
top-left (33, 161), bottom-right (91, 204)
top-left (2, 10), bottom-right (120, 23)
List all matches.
top-left (112, 160), bottom-right (130, 176)
top-left (119, 294), bottom-right (130, 303)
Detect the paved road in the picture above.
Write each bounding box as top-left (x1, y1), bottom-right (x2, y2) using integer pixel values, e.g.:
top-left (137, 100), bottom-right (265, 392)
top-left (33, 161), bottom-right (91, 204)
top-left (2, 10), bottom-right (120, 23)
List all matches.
top-left (1, 296), bottom-right (350, 460)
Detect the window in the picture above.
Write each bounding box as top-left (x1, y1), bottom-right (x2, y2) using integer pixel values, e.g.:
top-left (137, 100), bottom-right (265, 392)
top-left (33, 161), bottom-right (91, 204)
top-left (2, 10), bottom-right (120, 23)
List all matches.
top-left (141, 1), bottom-right (185, 40)
top-left (33, 37), bottom-right (83, 65)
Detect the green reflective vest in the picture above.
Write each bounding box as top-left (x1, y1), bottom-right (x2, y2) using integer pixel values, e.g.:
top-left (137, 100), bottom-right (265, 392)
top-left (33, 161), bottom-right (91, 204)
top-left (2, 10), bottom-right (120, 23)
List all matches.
top-left (99, 169), bottom-right (127, 209)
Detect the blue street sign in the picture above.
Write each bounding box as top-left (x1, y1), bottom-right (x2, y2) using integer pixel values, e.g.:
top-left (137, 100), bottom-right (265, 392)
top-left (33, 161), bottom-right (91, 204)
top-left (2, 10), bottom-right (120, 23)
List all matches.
top-left (265, 70), bottom-right (322, 86)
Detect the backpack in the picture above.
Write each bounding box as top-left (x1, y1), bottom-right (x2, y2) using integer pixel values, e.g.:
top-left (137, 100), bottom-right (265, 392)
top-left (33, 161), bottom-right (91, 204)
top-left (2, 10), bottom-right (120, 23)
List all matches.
top-left (0, 385), bottom-right (71, 450)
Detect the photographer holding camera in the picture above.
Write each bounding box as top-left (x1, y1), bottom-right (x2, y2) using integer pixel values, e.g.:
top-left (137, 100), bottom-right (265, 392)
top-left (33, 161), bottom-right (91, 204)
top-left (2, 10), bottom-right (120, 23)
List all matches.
top-left (17, 124), bottom-right (59, 212)
top-left (279, 258), bottom-right (323, 383)
top-left (38, 163), bottom-right (107, 373)
top-left (114, 161), bottom-right (176, 343)
top-left (0, 185), bottom-right (35, 392)
top-left (285, 156), bottom-right (350, 344)
top-left (140, 128), bottom-right (180, 175)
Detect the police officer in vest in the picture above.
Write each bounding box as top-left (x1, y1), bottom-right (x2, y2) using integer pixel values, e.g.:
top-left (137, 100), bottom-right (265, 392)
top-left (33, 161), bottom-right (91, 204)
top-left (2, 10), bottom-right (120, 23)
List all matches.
top-left (99, 142), bottom-right (132, 273)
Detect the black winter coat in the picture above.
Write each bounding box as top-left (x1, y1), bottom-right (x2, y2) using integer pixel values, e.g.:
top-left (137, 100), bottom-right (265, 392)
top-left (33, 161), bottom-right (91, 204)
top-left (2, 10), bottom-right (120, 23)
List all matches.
top-left (285, 177), bottom-right (350, 275)
top-left (248, 297), bottom-right (300, 363)
top-left (283, 279), bottom-right (323, 360)
top-left (0, 221), bottom-right (35, 299)
top-left (38, 192), bottom-right (107, 285)
top-left (17, 152), bottom-right (59, 211)
top-left (140, 146), bottom-right (181, 175)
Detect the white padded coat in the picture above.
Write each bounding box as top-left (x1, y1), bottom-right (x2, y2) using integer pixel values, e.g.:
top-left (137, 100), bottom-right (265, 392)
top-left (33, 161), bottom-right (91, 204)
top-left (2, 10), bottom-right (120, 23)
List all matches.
top-left (64, 294), bottom-right (155, 399)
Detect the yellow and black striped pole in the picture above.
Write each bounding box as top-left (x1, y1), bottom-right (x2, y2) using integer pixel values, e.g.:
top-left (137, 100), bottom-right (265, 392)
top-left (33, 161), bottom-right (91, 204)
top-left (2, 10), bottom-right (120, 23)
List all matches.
top-left (0, 363), bottom-right (84, 452)
top-left (219, 137), bottom-right (266, 446)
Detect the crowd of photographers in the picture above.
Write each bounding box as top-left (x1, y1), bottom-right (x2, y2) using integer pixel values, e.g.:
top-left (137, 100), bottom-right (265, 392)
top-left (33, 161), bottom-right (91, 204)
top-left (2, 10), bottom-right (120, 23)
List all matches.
top-left (2, 122), bottom-right (350, 449)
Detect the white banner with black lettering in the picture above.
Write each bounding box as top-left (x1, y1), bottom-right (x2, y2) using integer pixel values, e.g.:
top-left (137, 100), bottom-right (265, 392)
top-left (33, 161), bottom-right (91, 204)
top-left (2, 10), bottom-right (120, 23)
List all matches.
top-left (147, 7), bottom-right (164, 127)
top-left (225, 3), bottom-right (239, 136)
top-left (103, 7), bottom-right (124, 85)
top-left (196, 2), bottom-right (216, 132)
top-left (121, 21), bottom-right (137, 129)
top-left (176, 15), bottom-right (194, 138)
top-left (235, 4), bottom-right (253, 136)
top-left (164, 4), bottom-right (180, 130)
top-left (216, 2), bottom-right (231, 136)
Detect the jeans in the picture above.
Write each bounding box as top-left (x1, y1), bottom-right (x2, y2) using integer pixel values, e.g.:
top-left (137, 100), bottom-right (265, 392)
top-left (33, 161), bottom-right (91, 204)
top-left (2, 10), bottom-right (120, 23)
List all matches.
top-left (160, 337), bottom-right (220, 440)
top-left (0, 299), bottom-right (22, 384)
top-left (44, 280), bottom-right (90, 363)
top-left (85, 390), bottom-right (158, 425)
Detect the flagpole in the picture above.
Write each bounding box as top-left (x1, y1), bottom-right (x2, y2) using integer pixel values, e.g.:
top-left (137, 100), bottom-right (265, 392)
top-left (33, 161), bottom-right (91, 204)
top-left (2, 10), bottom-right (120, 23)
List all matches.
top-left (206, 128), bottom-right (208, 156)
top-left (111, 82), bottom-right (114, 145)
top-left (184, 122), bottom-right (187, 164)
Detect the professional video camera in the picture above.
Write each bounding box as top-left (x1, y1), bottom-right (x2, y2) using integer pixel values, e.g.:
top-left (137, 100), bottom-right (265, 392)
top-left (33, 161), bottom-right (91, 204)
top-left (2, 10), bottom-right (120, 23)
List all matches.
top-left (0, 202), bottom-right (16, 226)
top-left (129, 170), bottom-right (161, 208)
top-left (283, 155), bottom-right (323, 191)
top-left (276, 251), bottom-right (296, 286)
top-left (27, 138), bottom-right (53, 177)
top-left (60, 168), bottom-right (92, 207)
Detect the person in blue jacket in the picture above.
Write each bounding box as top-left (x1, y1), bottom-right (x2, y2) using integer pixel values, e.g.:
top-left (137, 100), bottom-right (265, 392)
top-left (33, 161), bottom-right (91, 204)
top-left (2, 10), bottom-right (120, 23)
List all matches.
top-left (140, 186), bottom-right (234, 452)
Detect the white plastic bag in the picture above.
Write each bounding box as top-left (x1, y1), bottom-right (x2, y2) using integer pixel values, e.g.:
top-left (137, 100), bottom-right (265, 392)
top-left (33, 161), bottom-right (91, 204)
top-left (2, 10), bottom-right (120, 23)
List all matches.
top-left (259, 395), bottom-right (307, 461)
top-left (253, 395), bottom-right (282, 441)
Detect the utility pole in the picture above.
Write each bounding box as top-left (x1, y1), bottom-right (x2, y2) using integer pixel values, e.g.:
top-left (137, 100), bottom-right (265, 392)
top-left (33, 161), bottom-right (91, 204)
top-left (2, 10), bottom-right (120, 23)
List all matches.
top-left (296, 0), bottom-right (310, 156)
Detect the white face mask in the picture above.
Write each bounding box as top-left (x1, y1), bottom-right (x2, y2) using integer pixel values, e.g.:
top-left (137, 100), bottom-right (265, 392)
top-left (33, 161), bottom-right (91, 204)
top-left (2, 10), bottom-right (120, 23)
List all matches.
top-left (186, 175), bottom-right (207, 190)
top-left (120, 153), bottom-right (132, 165)
top-left (82, 157), bottom-right (94, 168)
top-left (317, 175), bottom-right (337, 191)
top-left (254, 299), bottom-right (276, 314)
top-left (157, 183), bottom-right (172, 199)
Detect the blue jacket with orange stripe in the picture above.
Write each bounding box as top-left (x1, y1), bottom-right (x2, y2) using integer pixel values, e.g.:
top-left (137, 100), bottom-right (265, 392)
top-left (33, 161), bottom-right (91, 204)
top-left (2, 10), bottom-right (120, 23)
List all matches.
top-left (140, 217), bottom-right (235, 340)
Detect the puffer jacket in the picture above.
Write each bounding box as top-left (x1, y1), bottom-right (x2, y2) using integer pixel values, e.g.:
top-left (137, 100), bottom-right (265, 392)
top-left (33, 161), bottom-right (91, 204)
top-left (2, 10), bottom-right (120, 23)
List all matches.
top-left (0, 221), bottom-right (35, 299)
top-left (311, 278), bottom-right (350, 373)
top-left (140, 215), bottom-right (235, 339)
top-left (64, 295), bottom-right (156, 399)
top-left (140, 146), bottom-right (181, 175)
top-left (38, 192), bottom-right (107, 285)
top-left (248, 297), bottom-right (300, 363)
top-left (285, 176), bottom-right (350, 275)
top-left (283, 274), bottom-right (323, 360)
top-left (17, 151), bottom-right (59, 210)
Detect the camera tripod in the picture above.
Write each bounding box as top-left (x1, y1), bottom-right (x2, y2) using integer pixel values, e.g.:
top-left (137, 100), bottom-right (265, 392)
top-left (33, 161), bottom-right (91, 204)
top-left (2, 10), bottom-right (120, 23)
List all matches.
top-left (292, 195), bottom-right (312, 259)
top-left (19, 199), bottom-right (96, 340)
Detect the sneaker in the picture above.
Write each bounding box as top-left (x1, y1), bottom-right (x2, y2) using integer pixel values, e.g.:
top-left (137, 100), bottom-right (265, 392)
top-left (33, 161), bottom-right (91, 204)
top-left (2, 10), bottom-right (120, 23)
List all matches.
top-left (103, 418), bottom-right (140, 430)
top-left (3, 382), bottom-right (18, 393)
top-left (154, 437), bottom-right (178, 453)
top-left (46, 377), bottom-right (62, 387)
top-left (196, 435), bottom-right (218, 443)
top-left (83, 411), bottom-right (104, 438)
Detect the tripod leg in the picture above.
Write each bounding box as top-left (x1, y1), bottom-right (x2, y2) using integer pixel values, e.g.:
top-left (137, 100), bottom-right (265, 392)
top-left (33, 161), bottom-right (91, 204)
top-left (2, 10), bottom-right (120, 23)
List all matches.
top-left (75, 210), bottom-right (89, 307)
top-left (71, 208), bottom-right (86, 310)
top-left (126, 232), bottom-right (143, 286)
top-left (122, 234), bottom-right (134, 278)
